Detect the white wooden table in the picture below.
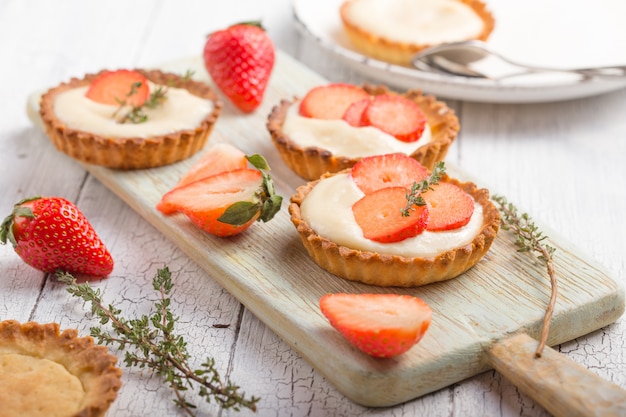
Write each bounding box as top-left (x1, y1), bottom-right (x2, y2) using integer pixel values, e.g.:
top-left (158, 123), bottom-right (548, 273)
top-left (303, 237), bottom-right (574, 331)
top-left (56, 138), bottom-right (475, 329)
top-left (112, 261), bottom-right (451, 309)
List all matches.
top-left (1, 1), bottom-right (625, 416)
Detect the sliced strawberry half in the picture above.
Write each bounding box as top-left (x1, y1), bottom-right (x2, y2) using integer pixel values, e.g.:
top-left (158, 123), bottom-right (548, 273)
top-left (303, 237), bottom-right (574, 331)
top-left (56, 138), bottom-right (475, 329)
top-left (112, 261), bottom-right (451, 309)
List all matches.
top-left (157, 168), bottom-right (263, 237)
top-left (363, 94), bottom-right (427, 142)
top-left (299, 83), bottom-right (370, 120)
top-left (86, 69), bottom-right (150, 107)
top-left (352, 186), bottom-right (429, 243)
top-left (176, 143), bottom-right (248, 188)
top-left (422, 182), bottom-right (474, 231)
top-left (320, 293), bottom-right (432, 358)
top-left (342, 97), bottom-right (370, 127)
top-left (350, 153), bottom-right (429, 195)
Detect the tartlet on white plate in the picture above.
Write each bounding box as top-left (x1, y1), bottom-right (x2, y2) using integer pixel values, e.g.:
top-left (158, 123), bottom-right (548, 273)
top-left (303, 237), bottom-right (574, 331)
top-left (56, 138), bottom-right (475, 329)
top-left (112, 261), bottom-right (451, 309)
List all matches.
top-left (340, 0), bottom-right (495, 66)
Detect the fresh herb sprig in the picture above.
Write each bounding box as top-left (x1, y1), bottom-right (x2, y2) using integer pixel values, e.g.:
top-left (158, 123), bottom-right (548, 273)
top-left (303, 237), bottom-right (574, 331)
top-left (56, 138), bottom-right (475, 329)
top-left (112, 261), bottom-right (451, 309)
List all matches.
top-left (492, 195), bottom-right (557, 357)
top-left (57, 267), bottom-right (259, 415)
top-left (401, 161), bottom-right (446, 216)
top-left (115, 69), bottom-right (195, 124)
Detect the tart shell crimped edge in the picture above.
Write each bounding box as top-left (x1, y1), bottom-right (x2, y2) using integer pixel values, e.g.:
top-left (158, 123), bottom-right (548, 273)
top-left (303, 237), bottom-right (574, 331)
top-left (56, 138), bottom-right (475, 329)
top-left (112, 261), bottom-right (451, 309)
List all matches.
top-left (267, 84), bottom-right (459, 181)
top-left (0, 320), bottom-right (122, 417)
top-left (288, 171), bottom-right (501, 287)
top-left (39, 69), bottom-right (222, 170)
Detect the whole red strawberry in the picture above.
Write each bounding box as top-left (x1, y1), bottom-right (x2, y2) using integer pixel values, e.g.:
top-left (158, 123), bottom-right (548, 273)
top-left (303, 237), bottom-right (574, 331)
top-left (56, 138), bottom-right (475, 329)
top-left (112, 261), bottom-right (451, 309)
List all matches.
top-left (203, 21), bottom-right (275, 113)
top-left (0, 196), bottom-right (114, 277)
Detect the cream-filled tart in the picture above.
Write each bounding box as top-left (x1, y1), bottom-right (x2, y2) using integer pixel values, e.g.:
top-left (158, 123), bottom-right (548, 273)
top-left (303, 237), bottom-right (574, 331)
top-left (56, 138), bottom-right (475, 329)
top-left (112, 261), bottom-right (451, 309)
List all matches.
top-left (39, 69), bottom-right (222, 170)
top-left (267, 84), bottom-right (459, 181)
top-left (289, 155), bottom-right (500, 287)
top-left (340, 0), bottom-right (495, 66)
top-left (0, 320), bottom-right (122, 417)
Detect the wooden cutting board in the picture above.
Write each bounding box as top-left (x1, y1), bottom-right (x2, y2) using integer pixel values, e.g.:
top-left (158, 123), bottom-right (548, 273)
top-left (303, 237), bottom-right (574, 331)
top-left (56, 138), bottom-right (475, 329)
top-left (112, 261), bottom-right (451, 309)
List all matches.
top-left (28, 51), bottom-right (625, 413)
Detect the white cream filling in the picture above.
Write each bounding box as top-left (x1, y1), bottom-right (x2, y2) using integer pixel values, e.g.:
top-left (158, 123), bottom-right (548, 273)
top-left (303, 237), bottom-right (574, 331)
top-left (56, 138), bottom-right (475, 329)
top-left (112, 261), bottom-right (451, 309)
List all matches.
top-left (345, 0), bottom-right (484, 45)
top-left (282, 104), bottom-right (432, 158)
top-left (300, 173), bottom-right (483, 258)
top-left (54, 83), bottom-right (214, 139)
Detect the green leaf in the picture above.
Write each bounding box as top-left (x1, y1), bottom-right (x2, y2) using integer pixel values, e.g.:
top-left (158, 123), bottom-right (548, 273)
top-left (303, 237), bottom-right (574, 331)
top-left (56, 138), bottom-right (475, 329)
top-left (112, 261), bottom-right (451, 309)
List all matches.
top-left (260, 195), bottom-right (283, 222)
top-left (218, 201), bottom-right (260, 225)
top-left (246, 154), bottom-right (270, 171)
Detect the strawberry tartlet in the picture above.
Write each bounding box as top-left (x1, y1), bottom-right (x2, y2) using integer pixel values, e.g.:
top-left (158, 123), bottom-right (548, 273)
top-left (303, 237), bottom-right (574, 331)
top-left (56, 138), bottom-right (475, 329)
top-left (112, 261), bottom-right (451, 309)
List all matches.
top-left (340, 0), bottom-right (495, 66)
top-left (267, 83), bottom-right (459, 181)
top-left (39, 69), bottom-right (222, 170)
top-left (289, 153), bottom-right (500, 287)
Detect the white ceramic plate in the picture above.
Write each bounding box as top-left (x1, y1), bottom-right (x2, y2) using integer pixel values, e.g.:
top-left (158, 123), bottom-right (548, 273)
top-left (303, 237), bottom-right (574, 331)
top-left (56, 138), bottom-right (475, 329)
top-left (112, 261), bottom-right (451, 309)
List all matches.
top-left (293, 0), bottom-right (626, 103)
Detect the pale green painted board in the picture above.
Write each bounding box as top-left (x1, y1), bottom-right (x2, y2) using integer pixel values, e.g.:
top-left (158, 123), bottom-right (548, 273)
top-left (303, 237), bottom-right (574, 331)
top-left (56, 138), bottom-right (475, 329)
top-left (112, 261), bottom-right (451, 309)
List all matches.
top-left (28, 51), bottom-right (624, 407)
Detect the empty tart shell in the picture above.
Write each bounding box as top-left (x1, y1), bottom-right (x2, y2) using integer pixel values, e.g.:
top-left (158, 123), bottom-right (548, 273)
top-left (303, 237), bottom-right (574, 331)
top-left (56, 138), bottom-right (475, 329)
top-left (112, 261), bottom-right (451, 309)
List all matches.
top-left (289, 171), bottom-right (500, 287)
top-left (39, 69), bottom-right (222, 170)
top-left (340, 0), bottom-right (495, 66)
top-left (0, 320), bottom-right (122, 417)
top-left (267, 84), bottom-right (459, 181)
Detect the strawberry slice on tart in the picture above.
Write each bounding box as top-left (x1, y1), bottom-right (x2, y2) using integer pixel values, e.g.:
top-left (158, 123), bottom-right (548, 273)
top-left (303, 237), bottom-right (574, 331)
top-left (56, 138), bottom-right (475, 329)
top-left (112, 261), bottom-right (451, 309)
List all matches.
top-left (320, 293), bottom-right (432, 358)
top-left (85, 69), bottom-right (150, 107)
top-left (362, 94), bottom-right (427, 142)
top-left (299, 83), bottom-right (370, 119)
top-left (422, 182), bottom-right (475, 231)
top-left (352, 187), bottom-right (430, 243)
top-left (350, 153), bottom-right (429, 194)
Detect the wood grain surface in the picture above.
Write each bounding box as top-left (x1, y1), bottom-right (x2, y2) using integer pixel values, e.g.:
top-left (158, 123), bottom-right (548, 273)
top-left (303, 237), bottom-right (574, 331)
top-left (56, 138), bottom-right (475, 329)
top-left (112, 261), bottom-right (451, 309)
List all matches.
top-left (28, 52), bottom-right (625, 407)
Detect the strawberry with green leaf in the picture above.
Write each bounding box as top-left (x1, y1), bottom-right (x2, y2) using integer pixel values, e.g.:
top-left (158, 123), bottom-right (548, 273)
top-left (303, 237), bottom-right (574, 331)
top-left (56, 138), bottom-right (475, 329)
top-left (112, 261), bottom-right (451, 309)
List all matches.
top-left (320, 293), bottom-right (432, 358)
top-left (0, 197), bottom-right (114, 277)
top-left (157, 154), bottom-right (282, 237)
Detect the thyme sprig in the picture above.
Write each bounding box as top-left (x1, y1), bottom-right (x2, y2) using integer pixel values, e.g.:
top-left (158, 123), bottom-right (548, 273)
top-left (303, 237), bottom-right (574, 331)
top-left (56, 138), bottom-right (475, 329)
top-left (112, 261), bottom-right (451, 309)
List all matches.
top-left (57, 267), bottom-right (259, 415)
top-left (492, 195), bottom-right (557, 357)
top-left (401, 161), bottom-right (446, 216)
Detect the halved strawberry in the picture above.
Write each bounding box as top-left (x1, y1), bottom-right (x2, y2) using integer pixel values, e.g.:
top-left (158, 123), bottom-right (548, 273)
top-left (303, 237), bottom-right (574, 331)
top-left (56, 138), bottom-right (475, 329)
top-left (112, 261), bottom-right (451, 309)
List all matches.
top-left (422, 182), bottom-right (474, 231)
top-left (352, 187), bottom-right (429, 243)
top-left (299, 83), bottom-right (369, 119)
top-left (342, 97), bottom-right (370, 127)
top-left (157, 169), bottom-right (263, 236)
top-left (363, 94), bottom-right (426, 142)
top-left (320, 293), bottom-right (432, 358)
top-left (350, 153), bottom-right (429, 195)
top-left (86, 69), bottom-right (150, 107)
top-left (175, 143), bottom-right (248, 188)
top-left (157, 154), bottom-right (282, 237)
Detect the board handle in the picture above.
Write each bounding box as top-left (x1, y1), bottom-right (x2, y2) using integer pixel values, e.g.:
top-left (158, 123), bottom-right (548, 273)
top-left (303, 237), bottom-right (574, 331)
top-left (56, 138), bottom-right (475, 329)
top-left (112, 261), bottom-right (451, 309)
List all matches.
top-left (487, 333), bottom-right (626, 417)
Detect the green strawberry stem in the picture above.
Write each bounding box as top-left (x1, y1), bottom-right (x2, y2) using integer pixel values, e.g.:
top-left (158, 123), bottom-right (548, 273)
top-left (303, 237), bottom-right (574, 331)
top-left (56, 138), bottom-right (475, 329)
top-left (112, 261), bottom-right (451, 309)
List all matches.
top-left (0, 196), bottom-right (40, 247)
top-left (218, 154), bottom-right (282, 226)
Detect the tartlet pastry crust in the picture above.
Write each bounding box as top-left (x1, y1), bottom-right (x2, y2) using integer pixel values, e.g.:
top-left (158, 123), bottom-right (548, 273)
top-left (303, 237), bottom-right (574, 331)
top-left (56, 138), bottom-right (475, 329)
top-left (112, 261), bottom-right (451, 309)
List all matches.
top-left (267, 84), bottom-right (459, 181)
top-left (0, 320), bottom-right (122, 417)
top-left (340, 0), bottom-right (495, 66)
top-left (289, 172), bottom-right (500, 287)
top-left (39, 69), bottom-right (222, 170)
